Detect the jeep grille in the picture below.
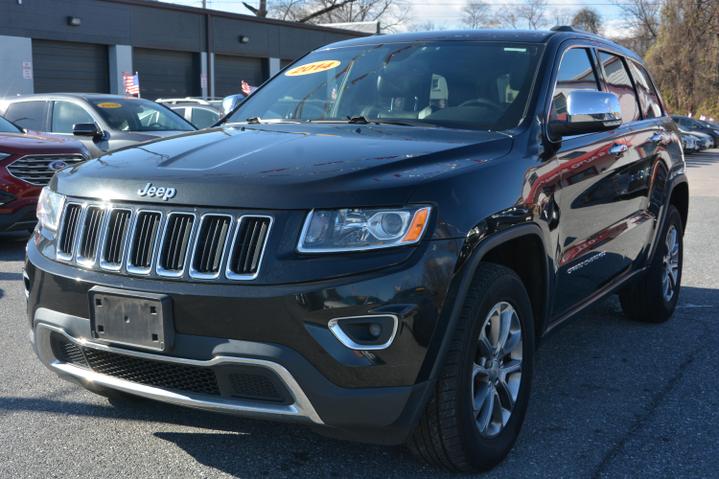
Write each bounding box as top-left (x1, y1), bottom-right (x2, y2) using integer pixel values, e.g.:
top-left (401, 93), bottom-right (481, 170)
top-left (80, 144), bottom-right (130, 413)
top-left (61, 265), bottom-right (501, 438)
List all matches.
top-left (55, 201), bottom-right (272, 281)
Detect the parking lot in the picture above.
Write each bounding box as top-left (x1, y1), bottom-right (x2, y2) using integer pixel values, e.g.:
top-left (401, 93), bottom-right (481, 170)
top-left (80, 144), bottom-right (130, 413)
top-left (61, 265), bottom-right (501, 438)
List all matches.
top-left (0, 150), bottom-right (717, 479)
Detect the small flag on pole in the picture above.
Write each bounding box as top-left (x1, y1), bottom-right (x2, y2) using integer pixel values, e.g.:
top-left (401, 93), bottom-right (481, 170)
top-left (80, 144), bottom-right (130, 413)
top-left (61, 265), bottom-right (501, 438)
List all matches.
top-left (123, 72), bottom-right (140, 97)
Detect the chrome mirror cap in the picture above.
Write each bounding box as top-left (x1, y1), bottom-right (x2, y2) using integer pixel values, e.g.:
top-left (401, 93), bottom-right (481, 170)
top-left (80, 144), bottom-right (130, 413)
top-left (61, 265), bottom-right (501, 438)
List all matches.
top-left (549, 90), bottom-right (622, 139)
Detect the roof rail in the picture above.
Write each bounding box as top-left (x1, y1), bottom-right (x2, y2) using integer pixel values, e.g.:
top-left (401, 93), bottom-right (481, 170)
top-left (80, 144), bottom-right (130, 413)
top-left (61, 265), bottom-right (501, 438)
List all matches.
top-left (550, 25), bottom-right (579, 32)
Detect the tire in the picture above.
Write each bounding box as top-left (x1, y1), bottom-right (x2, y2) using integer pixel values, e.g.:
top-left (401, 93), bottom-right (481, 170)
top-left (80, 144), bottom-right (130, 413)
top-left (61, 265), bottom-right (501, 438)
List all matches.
top-left (619, 205), bottom-right (683, 323)
top-left (408, 262), bottom-right (535, 472)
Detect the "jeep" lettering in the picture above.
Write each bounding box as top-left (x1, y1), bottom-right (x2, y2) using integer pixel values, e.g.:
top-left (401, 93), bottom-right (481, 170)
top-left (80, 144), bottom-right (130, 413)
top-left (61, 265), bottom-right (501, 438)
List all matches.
top-left (137, 182), bottom-right (177, 201)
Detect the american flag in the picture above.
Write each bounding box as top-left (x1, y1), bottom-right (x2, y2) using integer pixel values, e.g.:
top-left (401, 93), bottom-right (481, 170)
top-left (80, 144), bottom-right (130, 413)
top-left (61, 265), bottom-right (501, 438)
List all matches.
top-left (123, 72), bottom-right (140, 96)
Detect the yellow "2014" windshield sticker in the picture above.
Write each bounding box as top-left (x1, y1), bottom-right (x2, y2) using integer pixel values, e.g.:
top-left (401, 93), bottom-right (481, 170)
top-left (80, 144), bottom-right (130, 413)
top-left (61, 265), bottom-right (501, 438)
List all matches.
top-left (285, 60), bottom-right (341, 77)
top-left (96, 102), bottom-right (123, 109)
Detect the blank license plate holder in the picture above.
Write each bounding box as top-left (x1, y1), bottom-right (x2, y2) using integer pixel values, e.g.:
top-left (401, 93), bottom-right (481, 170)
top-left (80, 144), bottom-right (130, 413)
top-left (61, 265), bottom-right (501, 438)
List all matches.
top-left (89, 286), bottom-right (173, 352)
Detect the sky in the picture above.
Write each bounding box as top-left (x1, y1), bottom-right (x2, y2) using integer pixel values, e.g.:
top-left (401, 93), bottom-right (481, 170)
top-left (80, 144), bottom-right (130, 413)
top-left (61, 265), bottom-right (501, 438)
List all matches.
top-left (164, 0), bottom-right (630, 37)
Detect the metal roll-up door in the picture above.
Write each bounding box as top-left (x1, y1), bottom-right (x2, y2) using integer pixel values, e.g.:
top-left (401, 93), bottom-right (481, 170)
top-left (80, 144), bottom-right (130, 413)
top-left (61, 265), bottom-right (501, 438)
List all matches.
top-left (32, 40), bottom-right (109, 93)
top-left (134, 48), bottom-right (200, 100)
top-left (215, 55), bottom-right (266, 97)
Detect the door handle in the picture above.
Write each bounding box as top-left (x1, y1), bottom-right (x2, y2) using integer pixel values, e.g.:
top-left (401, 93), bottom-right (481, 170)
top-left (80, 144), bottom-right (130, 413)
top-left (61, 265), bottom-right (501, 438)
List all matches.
top-left (609, 143), bottom-right (628, 156)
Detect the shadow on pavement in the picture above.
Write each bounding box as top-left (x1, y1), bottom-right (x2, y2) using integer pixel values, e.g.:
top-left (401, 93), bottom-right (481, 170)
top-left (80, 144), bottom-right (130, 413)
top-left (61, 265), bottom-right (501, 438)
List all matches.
top-left (685, 149), bottom-right (719, 167)
top-left (1, 285), bottom-right (717, 477)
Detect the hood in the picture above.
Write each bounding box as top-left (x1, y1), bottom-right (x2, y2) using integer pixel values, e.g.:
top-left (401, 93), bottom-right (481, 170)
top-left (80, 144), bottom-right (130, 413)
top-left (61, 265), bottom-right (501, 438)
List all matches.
top-left (0, 131), bottom-right (87, 156)
top-left (53, 123), bottom-right (512, 209)
top-left (110, 130), bottom-right (187, 142)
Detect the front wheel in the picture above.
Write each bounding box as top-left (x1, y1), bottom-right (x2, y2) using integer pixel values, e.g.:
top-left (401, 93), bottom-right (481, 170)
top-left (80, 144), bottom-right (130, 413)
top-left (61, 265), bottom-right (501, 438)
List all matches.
top-left (408, 263), bottom-right (535, 472)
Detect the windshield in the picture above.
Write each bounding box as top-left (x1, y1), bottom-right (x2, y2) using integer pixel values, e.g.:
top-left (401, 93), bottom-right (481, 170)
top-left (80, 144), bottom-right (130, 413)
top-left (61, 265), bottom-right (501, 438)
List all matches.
top-left (89, 98), bottom-right (195, 132)
top-left (0, 115), bottom-right (21, 133)
top-left (226, 41), bottom-right (543, 131)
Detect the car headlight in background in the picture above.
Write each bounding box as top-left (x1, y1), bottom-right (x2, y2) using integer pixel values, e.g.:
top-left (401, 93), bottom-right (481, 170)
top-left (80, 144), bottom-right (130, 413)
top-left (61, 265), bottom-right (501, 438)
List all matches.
top-left (0, 152), bottom-right (11, 162)
top-left (298, 206), bottom-right (431, 253)
top-left (36, 187), bottom-right (66, 232)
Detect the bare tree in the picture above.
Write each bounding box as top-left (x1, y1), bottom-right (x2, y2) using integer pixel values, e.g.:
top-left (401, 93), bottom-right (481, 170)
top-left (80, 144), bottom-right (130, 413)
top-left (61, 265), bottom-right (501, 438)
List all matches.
top-left (571, 7), bottom-right (602, 34)
top-left (612, 0), bottom-right (663, 54)
top-left (552, 8), bottom-right (573, 27)
top-left (408, 21), bottom-right (441, 32)
top-left (268, 0), bottom-right (409, 32)
top-left (495, 0), bottom-right (548, 30)
top-left (462, 1), bottom-right (495, 29)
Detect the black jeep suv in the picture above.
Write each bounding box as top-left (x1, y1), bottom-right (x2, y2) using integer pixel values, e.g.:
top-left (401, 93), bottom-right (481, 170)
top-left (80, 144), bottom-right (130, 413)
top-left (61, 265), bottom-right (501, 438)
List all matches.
top-left (25, 28), bottom-right (688, 472)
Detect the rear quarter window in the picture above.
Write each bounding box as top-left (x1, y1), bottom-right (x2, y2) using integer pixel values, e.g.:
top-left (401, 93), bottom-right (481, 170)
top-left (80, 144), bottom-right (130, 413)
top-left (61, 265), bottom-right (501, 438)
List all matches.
top-left (4, 101), bottom-right (47, 131)
top-left (628, 61), bottom-right (664, 119)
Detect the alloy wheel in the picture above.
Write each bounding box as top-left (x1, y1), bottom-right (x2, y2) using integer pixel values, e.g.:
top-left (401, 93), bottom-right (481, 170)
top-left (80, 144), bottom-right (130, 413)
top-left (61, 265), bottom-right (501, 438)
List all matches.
top-left (471, 301), bottom-right (523, 438)
top-left (662, 225), bottom-right (680, 302)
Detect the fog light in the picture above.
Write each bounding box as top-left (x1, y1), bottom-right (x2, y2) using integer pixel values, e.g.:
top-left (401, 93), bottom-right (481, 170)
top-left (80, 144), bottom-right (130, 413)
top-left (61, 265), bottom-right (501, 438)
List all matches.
top-left (328, 314), bottom-right (398, 350)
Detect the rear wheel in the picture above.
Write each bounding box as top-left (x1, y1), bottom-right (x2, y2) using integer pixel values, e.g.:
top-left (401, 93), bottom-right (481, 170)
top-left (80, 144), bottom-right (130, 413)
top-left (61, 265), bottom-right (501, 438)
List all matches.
top-left (408, 263), bottom-right (535, 472)
top-left (620, 205), bottom-right (683, 323)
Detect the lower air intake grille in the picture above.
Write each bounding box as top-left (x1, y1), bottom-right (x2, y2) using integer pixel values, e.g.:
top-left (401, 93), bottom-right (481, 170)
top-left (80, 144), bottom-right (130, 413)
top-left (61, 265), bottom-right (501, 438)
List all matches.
top-left (50, 334), bottom-right (290, 403)
top-left (229, 216), bottom-right (271, 277)
top-left (78, 206), bottom-right (105, 261)
top-left (59, 204), bottom-right (82, 256)
top-left (193, 215), bottom-right (231, 274)
top-left (129, 212), bottom-right (162, 270)
top-left (103, 209), bottom-right (131, 266)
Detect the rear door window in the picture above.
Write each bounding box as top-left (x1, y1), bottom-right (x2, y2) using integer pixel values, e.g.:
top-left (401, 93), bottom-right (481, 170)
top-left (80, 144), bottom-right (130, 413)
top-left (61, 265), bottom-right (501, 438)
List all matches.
top-left (51, 101), bottom-right (95, 133)
top-left (3, 101), bottom-right (48, 131)
top-left (598, 51), bottom-right (640, 123)
top-left (628, 61), bottom-right (663, 119)
top-left (551, 48), bottom-right (600, 121)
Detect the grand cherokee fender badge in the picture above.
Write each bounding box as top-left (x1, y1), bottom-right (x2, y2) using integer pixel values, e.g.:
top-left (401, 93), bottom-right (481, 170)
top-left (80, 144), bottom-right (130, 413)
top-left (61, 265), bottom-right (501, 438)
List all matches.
top-left (137, 182), bottom-right (177, 201)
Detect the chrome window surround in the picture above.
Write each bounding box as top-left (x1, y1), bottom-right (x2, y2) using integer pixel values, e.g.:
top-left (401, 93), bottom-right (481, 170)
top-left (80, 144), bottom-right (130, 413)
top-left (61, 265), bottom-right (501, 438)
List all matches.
top-left (54, 200), bottom-right (273, 283)
top-left (34, 323), bottom-right (323, 424)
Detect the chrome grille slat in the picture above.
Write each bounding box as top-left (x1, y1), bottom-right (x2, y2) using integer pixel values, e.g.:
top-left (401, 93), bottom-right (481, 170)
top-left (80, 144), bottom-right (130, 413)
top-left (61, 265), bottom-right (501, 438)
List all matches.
top-left (53, 201), bottom-right (271, 282)
top-left (77, 206), bottom-right (105, 264)
top-left (58, 204), bottom-right (83, 259)
top-left (191, 214), bottom-right (232, 279)
top-left (101, 209), bottom-right (132, 270)
top-left (157, 213), bottom-right (195, 277)
top-left (7, 155), bottom-right (85, 186)
top-left (226, 216), bottom-right (272, 280)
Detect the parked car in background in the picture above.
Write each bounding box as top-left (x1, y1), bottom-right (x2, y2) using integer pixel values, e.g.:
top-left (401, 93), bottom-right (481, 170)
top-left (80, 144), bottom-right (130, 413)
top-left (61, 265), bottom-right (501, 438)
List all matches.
top-left (690, 130), bottom-right (714, 149)
top-left (679, 131), bottom-right (700, 153)
top-left (0, 94), bottom-right (196, 158)
top-left (156, 98), bottom-right (223, 129)
top-left (0, 115), bottom-right (88, 233)
top-left (672, 115), bottom-right (719, 144)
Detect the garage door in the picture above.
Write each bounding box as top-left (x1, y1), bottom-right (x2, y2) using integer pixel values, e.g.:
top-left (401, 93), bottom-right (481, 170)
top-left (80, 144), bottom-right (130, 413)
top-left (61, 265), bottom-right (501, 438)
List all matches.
top-left (215, 55), bottom-right (266, 97)
top-left (32, 40), bottom-right (109, 93)
top-left (134, 48), bottom-right (200, 100)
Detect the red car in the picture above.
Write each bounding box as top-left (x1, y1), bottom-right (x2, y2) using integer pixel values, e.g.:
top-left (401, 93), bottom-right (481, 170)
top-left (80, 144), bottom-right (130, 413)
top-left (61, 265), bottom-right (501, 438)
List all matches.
top-left (1, 115), bottom-right (89, 233)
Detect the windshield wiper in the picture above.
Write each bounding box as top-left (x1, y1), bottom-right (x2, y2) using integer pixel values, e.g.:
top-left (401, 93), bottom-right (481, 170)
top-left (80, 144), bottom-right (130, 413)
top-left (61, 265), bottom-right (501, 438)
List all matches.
top-left (347, 115), bottom-right (370, 124)
top-left (346, 115), bottom-right (420, 127)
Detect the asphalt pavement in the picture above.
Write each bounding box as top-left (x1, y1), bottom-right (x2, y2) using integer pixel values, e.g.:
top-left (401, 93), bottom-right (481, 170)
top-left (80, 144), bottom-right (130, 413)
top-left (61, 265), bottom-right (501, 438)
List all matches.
top-left (1, 150), bottom-right (718, 478)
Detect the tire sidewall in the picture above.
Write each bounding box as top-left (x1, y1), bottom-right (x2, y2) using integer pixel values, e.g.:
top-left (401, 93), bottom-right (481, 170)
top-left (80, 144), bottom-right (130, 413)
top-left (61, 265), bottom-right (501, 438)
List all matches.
top-left (456, 271), bottom-right (535, 468)
top-left (652, 207), bottom-right (684, 314)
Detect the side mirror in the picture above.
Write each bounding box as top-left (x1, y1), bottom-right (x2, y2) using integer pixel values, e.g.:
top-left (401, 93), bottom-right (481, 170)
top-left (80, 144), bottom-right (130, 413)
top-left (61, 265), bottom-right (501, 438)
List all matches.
top-left (549, 90), bottom-right (622, 140)
top-left (72, 123), bottom-right (103, 139)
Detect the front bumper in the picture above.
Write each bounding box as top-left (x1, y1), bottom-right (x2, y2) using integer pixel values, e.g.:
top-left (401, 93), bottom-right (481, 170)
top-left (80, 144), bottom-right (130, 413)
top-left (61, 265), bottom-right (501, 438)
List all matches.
top-left (26, 236), bottom-right (461, 443)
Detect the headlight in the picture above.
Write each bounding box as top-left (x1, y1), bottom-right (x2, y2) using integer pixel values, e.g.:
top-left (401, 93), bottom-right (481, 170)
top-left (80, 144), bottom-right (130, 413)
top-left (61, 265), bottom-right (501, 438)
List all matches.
top-left (36, 187), bottom-right (66, 232)
top-left (0, 152), bottom-right (11, 162)
top-left (298, 206), bottom-right (431, 253)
